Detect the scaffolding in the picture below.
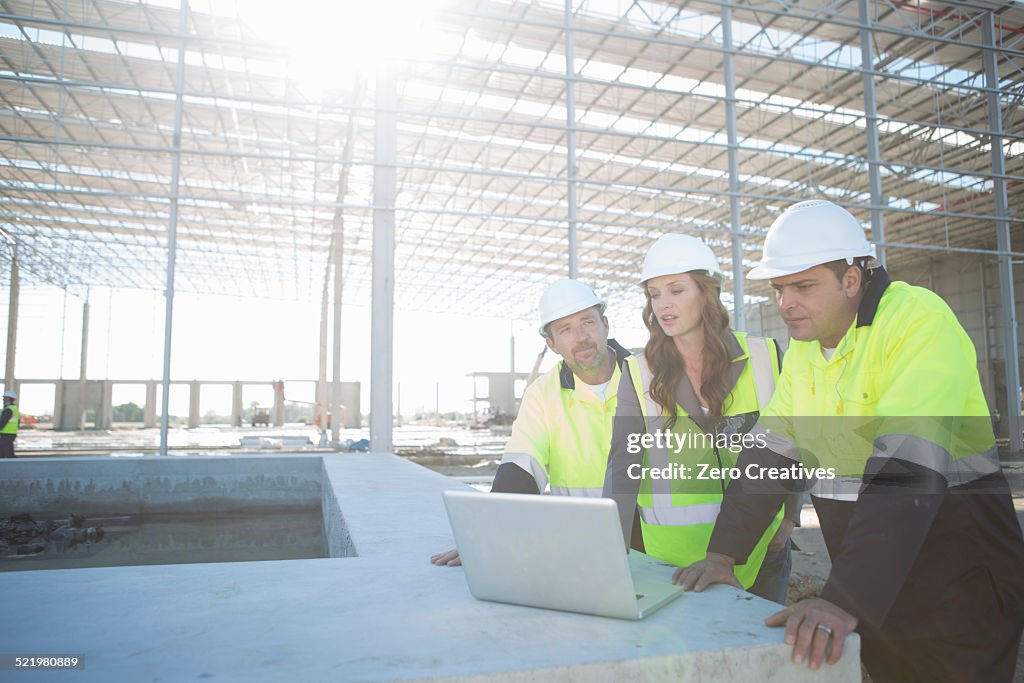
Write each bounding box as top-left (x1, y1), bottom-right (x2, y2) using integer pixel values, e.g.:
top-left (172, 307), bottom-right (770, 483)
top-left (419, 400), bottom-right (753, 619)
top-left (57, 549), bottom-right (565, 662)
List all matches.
top-left (0, 0), bottom-right (1022, 448)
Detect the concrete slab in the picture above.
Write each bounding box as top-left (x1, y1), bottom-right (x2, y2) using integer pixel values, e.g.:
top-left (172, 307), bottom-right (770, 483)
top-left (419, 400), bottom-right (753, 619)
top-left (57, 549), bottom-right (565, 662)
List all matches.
top-left (0, 454), bottom-right (860, 682)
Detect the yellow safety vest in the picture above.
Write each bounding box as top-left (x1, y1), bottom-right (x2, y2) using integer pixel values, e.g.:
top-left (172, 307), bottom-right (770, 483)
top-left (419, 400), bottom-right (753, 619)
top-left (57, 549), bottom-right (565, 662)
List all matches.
top-left (501, 341), bottom-right (628, 496)
top-left (1, 403), bottom-right (19, 435)
top-left (761, 280), bottom-right (999, 499)
top-left (627, 331), bottom-right (784, 588)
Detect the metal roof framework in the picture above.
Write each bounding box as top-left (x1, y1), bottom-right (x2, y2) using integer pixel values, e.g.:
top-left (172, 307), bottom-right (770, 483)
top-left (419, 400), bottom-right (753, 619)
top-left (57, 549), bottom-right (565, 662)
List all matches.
top-left (0, 0), bottom-right (1023, 446)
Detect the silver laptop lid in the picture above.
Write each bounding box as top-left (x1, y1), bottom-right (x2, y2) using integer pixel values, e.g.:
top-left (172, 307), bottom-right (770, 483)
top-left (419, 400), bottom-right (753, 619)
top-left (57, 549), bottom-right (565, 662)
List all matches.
top-left (442, 490), bottom-right (651, 619)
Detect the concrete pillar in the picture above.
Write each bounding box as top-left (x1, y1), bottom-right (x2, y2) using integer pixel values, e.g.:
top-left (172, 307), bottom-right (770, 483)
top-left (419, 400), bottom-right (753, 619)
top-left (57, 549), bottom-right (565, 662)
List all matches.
top-left (188, 380), bottom-right (200, 428)
top-left (53, 380), bottom-right (64, 429)
top-left (341, 381), bottom-right (361, 428)
top-left (56, 379), bottom-right (78, 431)
top-left (144, 381), bottom-right (157, 428)
top-left (273, 380), bottom-right (285, 427)
top-left (231, 381), bottom-right (243, 427)
top-left (96, 380), bottom-right (113, 430)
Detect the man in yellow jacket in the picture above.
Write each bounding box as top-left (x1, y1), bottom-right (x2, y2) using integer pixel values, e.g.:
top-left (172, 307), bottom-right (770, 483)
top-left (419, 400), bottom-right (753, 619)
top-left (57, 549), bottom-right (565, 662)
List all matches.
top-left (0, 389), bottom-right (19, 458)
top-left (431, 278), bottom-right (634, 566)
top-left (677, 200), bottom-right (1024, 682)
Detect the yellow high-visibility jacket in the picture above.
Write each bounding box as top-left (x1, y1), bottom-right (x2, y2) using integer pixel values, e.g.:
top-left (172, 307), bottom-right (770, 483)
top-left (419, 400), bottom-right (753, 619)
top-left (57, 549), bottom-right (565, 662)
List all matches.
top-left (708, 268), bottom-right (1024, 634)
top-left (607, 331), bottom-right (784, 588)
top-left (493, 339), bottom-right (631, 496)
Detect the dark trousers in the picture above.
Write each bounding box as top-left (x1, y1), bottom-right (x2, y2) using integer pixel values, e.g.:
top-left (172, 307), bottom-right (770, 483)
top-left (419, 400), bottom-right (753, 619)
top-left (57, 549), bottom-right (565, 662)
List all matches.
top-left (748, 539), bottom-right (792, 605)
top-left (860, 598), bottom-right (1022, 683)
top-left (0, 433), bottom-right (14, 458)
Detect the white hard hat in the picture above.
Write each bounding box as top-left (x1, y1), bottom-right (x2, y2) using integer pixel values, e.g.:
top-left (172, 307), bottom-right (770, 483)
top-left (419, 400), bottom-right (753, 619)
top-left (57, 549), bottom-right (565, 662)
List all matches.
top-left (748, 200), bottom-right (876, 280)
top-left (2, 389), bottom-right (15, 400)
top-left (639, 234), bottom-right (723, 286)
top-left (538, 278), bottom-right (605, 336)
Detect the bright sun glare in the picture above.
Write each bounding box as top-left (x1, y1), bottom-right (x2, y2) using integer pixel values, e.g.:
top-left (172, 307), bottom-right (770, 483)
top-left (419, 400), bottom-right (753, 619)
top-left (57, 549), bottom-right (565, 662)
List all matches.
top-left (232, 0), bottom-right (453, 93)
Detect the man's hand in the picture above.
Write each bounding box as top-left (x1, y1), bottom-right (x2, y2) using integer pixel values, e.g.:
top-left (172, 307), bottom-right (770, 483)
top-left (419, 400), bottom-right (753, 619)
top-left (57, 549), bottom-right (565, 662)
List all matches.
top-left (768, 519), bottom-right (795, 552)
top-left (765, 598), bottom-right (858, 670)
top-left (430, 548), bottom-right (462, 567)
top-left (672, 552), bottom-right (742, 591)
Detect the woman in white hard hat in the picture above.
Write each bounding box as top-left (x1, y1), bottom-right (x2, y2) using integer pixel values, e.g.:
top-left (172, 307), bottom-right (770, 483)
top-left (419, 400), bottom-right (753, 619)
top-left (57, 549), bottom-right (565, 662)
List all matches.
top-left (602, 234), bottom-right (798, 603)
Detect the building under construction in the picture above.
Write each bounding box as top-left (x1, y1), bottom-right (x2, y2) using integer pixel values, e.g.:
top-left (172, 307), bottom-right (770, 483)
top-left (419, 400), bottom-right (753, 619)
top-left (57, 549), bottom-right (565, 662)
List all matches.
top-left (1, 3), bottom-right (1024, 676)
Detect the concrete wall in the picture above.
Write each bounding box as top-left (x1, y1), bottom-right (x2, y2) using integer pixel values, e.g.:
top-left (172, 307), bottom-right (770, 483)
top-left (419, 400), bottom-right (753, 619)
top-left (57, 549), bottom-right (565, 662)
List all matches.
top-left (0, 455), bottom-right (322, 517)
top-left (55, 379), bottom-right (113, 430)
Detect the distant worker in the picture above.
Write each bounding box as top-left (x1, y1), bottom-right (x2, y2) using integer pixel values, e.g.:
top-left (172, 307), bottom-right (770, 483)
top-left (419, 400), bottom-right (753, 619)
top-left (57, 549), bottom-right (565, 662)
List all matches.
top-left (0, 389), bottom-right (19, 458)
top-left (603, 234), bottom-right (799, 604)
top-left (431, 278), bottom-right (634, 567)
top-left (676, 200), bottom-right (1024, 682)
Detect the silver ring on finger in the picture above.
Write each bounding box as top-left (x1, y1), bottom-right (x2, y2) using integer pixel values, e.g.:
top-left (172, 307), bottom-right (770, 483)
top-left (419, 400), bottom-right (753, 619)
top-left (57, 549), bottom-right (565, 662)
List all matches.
top-left (815, 623), bottom-right (833, 637)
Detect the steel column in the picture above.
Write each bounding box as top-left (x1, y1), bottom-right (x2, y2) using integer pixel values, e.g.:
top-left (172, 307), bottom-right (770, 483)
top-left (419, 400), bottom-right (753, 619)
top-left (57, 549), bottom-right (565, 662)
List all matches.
top-left (78, 298), bottom-right (88, 430)
top-left (858, 0), bottom-right (885, 267)
top-left (318, 265), bottom-right (329, 437)
top-left (565, 0), bottom-right (577, 279)
top-left (331, 238), bottom-right (343, 444)
top-left (983, 14), bottom-right (1021, 452)
top-left (370, 65), bottom-right (396, 453)
top-left (722, 5), bottom-right (744, 330)
top-left (4, 243), bottom-right (17, 390)
top-left (159, 0), bottom-right (189, 456)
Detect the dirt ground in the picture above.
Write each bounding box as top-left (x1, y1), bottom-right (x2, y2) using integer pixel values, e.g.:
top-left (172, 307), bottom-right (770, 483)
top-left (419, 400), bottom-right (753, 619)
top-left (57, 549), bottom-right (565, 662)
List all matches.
top-left (410, 455), bottom-right (1024, 682)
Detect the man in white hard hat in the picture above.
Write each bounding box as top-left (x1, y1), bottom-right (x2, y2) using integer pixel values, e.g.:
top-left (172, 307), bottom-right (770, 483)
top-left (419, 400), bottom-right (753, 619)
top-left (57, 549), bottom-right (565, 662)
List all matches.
top-left (431, 278), bottom-right (636, 567)
top-left (676, 200), bottom-right (1024, 682)
top-left (0, 389), bottom-right (19, 458)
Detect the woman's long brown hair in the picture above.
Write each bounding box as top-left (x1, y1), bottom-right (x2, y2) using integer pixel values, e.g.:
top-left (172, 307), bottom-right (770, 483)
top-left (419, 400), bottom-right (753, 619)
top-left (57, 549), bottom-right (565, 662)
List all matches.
top-left (642, 273), bottom-right (733, 429)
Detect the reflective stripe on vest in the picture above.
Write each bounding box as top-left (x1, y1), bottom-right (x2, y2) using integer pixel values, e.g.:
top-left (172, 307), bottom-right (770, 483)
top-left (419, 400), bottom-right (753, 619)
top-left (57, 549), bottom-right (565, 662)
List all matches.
top-left (1, 404), bottom-right (18, 434)
top-left (639, 501), bottom-right (721, 526)
top-left (746, 335), bottom-right (776, 412)
top-left (550, 485), bottom-right (603, 497)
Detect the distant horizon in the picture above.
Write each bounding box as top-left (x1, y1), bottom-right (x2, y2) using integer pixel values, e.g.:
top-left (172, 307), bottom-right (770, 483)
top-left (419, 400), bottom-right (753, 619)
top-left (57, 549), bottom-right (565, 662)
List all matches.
top-left (0, 283), bottom-right (651, 417)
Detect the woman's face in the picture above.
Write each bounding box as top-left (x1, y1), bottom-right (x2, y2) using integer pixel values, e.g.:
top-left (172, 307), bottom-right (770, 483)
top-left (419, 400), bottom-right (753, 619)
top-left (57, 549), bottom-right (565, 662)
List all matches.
top-left (646, 272), bottom-right (704, 338)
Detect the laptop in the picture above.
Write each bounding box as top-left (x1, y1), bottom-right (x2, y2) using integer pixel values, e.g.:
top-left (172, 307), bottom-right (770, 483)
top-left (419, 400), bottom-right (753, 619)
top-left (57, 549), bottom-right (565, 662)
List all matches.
top-left (441, 490), bottom-right (682, 620)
